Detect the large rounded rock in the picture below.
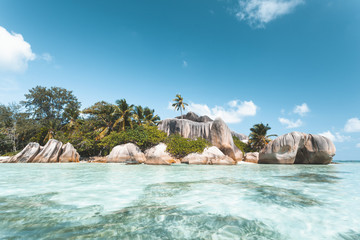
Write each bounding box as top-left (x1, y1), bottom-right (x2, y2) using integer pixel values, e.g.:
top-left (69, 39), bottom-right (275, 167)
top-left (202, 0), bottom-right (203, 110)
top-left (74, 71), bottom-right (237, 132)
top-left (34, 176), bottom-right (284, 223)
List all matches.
top-left (231, 131), bottom-right (249, 142)
top-left (0, 156), bottom-right (11, 163)
top-left (183, 147), bottom-right (236, 165)
top-left (259, 132), bottom-right (336, 164)
top-left (6, 142), bottom-right (41, 163)
top-left (144, 143), bottom-right (177, 165)
top-left (59, 143), bottom-right (80, 163)
top-left (107, 143), bottom-right (146, 164)
top-left (244, 152), bottom-right (259, 163)
top-left (158, 117), bottom-right (237, 160)
top-left (31, 139), bottom-right (63, 163)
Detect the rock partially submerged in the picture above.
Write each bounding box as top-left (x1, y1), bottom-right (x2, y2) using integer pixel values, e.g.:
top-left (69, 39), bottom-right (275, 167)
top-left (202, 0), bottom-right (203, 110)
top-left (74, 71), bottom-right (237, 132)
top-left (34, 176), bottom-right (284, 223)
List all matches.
top-left (32, 139), bottom-right (63, 163)
top-left (183, 146), bottom-right (236, 165)
top-left (59, 143), bottom-right (80, 163)
top-left (107, 143), bottom-right (146, 164)
top-left (259, 132), bottom-right (336, 164)
top-left (244, 152), bottom-right (259, 163)
top-left (3, 140), bottom-right (80, 163)
top-left (158, 117), bottom-right (237, 160)
top-left (144, 143), bottom-right (179, 165)
top-left (6, 142), bottom-right (41, 163)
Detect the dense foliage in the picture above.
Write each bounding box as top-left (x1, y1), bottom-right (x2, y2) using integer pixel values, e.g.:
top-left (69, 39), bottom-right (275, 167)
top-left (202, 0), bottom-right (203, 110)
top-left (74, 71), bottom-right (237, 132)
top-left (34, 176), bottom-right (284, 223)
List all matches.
top-left (165, 134), bottom-right (210, 158)
top-left (232, 136), bottom-right (253, 154)
top-left (100, 125), bottom-right (167, 153)
top-left (0, 86), bottom-right (161, 157)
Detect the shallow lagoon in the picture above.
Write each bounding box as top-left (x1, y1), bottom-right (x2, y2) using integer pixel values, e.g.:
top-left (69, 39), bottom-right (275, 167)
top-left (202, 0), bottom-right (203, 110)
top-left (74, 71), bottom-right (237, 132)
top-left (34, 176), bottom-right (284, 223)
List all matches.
top-left (0, 162), bottom-right (359, 239)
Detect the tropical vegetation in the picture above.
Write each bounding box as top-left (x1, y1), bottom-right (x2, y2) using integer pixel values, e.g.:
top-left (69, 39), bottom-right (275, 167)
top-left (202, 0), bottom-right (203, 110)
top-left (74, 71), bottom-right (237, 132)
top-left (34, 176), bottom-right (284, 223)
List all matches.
top-left (248, 123), bottom-right (277, 152)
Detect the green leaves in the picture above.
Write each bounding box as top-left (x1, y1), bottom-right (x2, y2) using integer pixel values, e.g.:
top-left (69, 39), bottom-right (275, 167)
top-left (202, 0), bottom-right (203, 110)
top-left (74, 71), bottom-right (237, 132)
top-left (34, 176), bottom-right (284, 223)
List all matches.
top-left (165, 134), bottom-right (210, 158)
top-left (248, 123), bottom-right (277, 152)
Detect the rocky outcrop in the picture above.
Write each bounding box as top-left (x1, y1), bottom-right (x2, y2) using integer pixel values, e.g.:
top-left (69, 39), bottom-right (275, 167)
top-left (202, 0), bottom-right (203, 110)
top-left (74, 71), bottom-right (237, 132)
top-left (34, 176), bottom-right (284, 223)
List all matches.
top-left (2, 140), bottom-right (80, 163)
top-left (59, 143), bottom-right (80, 163)
top-left (0, 156), bottom-right (10, 163)
top-left (158, 117), bottom-right (236, 160)
top-left (258, 132), bottom-right (336, 164)
top-left (5, 142), bottom-right (41, 163)
top-left (107, 143), bottom-right (146, 164)
top-left (234, 147), bottom-right (244, 162)
top-left (144, 143), bottom-right (178, 165)
top-left (231, 131), bottom-right (248, 142)
top-left (32, 139), bottom-right (63, 163)
top-left (176, 112), bottom-right (213, 123)
top-left (244, 152), bottom-right (259, 163)
top-left (183, 147), bottom-right (236, 165)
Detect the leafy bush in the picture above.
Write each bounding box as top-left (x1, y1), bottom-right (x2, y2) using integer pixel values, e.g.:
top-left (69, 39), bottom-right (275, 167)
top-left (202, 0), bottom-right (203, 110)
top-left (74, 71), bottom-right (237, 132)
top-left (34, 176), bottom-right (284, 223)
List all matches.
top-left (100, 125), bottom-right (167, 152)
top-left (233, 136), bottom-right (253, 153)
top-left (165, 134), bottom-right (210, 158)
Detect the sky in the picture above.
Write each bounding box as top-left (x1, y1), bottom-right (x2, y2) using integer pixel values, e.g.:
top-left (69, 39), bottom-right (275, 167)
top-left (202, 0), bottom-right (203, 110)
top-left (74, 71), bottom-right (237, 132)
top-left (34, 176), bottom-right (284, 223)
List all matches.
top-left (0, 0), bottom-right (359, 160)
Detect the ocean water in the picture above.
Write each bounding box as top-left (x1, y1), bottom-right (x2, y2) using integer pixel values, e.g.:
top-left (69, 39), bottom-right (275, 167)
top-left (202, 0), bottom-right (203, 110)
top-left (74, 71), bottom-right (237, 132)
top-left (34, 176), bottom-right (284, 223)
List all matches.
top-left (0, 162), bottom-right (359, 240)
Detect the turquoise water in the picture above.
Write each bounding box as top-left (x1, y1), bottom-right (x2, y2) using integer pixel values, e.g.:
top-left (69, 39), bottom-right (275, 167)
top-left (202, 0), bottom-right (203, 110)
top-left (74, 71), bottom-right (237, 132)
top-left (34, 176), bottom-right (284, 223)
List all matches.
top-left (0, 162), bottom-right (359, 239)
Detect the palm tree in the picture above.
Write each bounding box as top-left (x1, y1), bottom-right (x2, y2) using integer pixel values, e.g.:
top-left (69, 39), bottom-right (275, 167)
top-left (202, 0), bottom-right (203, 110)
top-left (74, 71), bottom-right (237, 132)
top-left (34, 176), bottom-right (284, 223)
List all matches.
top-left (82, 101), bottom-right (120, 139)
top-left (143, 107), bottom-right (160, 126)
top-left (172, 94), bottom-right (188, 119)
top-left (132, 105), bottom-right (144, 126)
top-left (115, 99), bottom-right (134, 131)
top-left (248, 123), bottom-right (277, 152)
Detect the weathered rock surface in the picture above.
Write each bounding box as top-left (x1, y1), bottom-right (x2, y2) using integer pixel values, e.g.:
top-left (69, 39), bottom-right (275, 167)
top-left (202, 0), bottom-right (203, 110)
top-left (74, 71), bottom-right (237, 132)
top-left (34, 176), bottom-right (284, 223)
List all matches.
top-left (59, 143), bottom-right (80, 163)
top-left (158, 117), bottom-right (236, 159)
top-left (244, 152), bottom-right (259, 163)
top-left (231, 131), bottom-right (249, 142)
top-left (107, 143), bottom-right (146, 164)
top-left (144, 143), bottom-right (177, 165)
top-left (176, 111), bottom-right (213, 123)
top-left (31, 139), bottom-right (63, 163)
top-left (183, 147), bottom-right (236, 165)
top-left (5, 142), bottom-right (41, 163)
top-left (234, 147), bottom-right (244, 162)
top-left (258, 132), bottom-right (336, 164)
top-left (0, 156), bottom-right (11, 163)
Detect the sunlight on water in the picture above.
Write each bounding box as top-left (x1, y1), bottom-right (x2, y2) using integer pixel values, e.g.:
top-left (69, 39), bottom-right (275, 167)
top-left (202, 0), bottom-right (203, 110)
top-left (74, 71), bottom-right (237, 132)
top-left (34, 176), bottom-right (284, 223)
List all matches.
top-left (0, 163), bottom-right (359, 239)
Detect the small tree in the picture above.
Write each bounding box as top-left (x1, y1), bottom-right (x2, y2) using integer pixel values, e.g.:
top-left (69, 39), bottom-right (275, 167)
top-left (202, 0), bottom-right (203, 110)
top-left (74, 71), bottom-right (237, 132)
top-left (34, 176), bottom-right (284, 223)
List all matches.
top-left (172, 94), bottom-right (188, 119)
top-left (248, 123), bottom-right (277, 152)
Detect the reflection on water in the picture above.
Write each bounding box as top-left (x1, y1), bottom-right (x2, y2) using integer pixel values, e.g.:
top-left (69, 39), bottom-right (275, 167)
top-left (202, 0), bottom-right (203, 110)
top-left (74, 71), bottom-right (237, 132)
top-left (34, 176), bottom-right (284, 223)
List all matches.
top-left (0, 163), bottom-right (359, 239)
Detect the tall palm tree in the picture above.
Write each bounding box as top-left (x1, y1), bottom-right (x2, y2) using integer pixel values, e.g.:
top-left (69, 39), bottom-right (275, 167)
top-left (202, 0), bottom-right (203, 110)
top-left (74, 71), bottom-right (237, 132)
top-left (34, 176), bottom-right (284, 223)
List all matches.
top-left (248, 123), bottom-right (277, 152)
top-left (172, 94), bottom-right (188, 119)
top-left (143, 107), bottom-right (160, 126)
top-left (115, 99), bottom-right (134, 131)
top-left (82, 101), bottom-right (119, 139)
top-left (132, 105), bottom-right (144, 126)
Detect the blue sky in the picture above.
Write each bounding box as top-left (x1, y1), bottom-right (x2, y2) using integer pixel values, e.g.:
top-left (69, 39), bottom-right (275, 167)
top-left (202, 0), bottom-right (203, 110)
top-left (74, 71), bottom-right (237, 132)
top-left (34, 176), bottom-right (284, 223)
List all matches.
top-left (0, 0), bottom-right (359, 160)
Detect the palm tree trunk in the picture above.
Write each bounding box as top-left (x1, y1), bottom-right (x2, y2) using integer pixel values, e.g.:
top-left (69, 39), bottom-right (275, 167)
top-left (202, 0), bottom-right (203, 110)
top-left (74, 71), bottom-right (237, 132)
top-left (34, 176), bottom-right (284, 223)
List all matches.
top-left (180, 108), bottom-right (183, 119)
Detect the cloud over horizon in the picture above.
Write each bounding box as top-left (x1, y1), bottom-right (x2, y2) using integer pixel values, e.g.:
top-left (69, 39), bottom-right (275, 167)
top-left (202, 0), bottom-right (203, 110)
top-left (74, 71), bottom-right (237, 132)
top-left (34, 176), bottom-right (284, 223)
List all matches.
top-left (0, 26), bottom-right (36, 72)
top-left (319, 130), bottom-right (350, 143)
top-left (172, 100), bottom-right (258, 124)
top-left (235, 0), bottom-right (304, 28)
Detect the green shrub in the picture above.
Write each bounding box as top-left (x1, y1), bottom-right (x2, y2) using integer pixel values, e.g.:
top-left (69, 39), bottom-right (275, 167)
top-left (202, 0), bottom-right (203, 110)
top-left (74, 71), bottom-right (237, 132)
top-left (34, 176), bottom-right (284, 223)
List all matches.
top-left (233, 136), bottom-right (253, 153)
top-left (100, 125), bottom-right (167, 152)
top-left (165, 134), bottom-right (210, 158)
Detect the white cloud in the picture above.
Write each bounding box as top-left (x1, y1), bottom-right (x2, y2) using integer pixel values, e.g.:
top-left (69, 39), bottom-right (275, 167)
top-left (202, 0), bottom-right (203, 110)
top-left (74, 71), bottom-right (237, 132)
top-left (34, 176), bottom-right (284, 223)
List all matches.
top-left (344, 118), bottom-right (360, 133)
top-left (293, 103), bottom-right (310, 116)
top-left (278, 117), bottom-right (302, 128)
top-left (187, 100), bottom-right (257, 123)
top-left (235, 0), bottom-right (304, 28)
top-left (356, 143), bottom-right (360, 148)
top-left (0, 26), bottom-right (36, 72)
top-left (183, 60), bottom-right (188, 68)
top-left (319, 130), bottom-right (350, 143)
top-left (41, 53), bottom-right (52, 62)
